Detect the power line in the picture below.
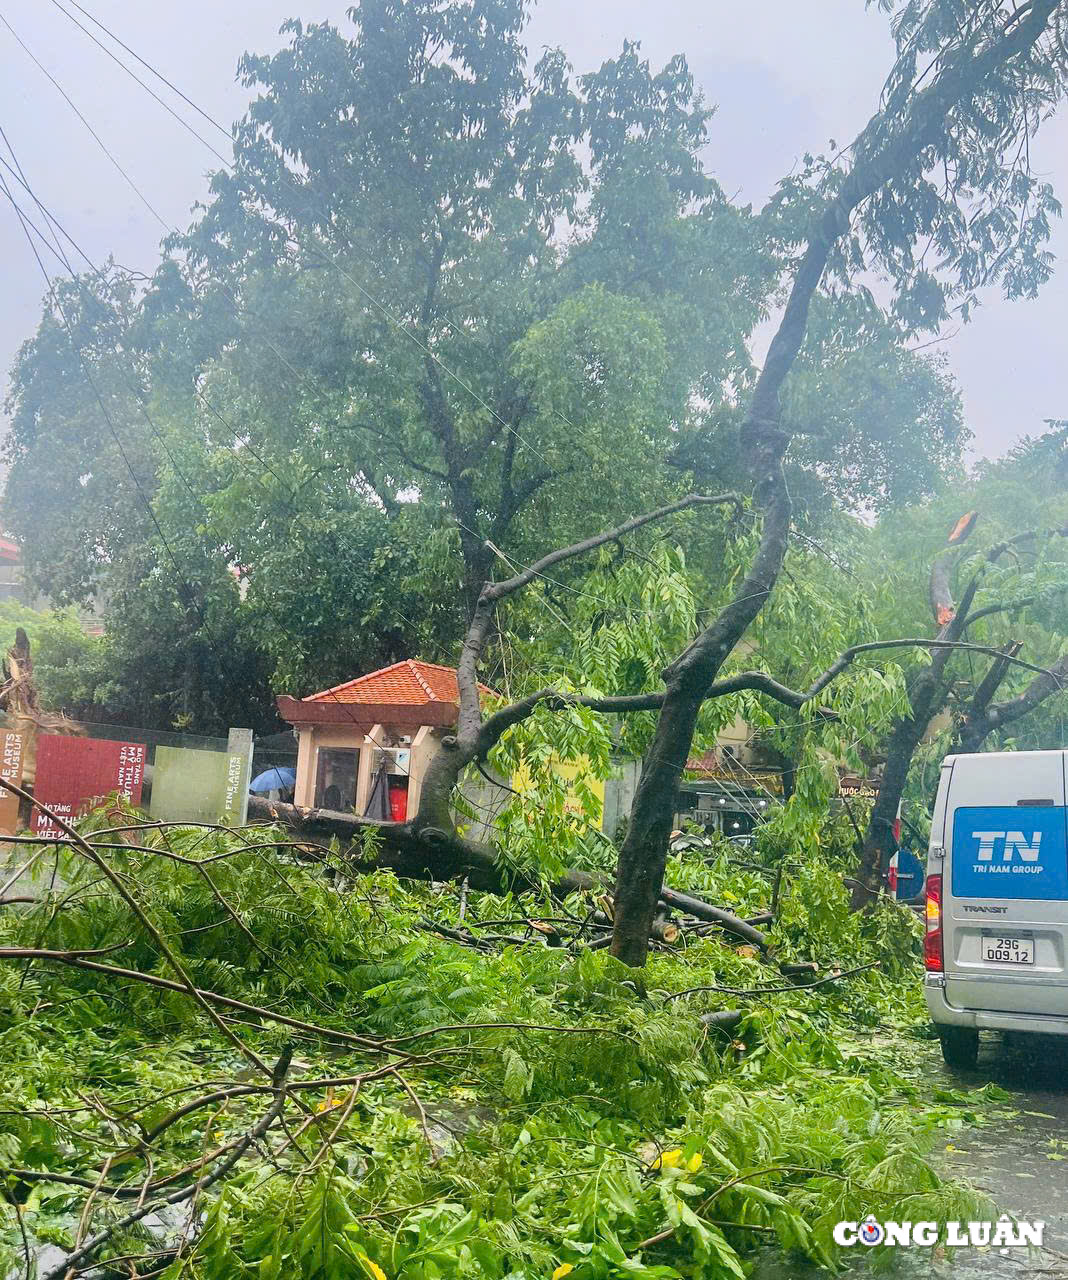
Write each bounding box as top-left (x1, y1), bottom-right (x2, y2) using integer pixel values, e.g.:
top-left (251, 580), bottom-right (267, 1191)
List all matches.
top-left (0, 164), bottom-right (283, 506)
top-left (0, 9), bottom-right (168, 229)
top-left (0, 15), bottom-right (295, 496)
top-left (0, 16), bottom-right (318, 471)
top-left (0, 150), bottom-right (96, 273)
top-left (44, 0), bottom-right (608, 484)
top-left (48, 0), bottom-right (234, 142)
top-left (0, 162), bottom-right (79, 272)
top-left (43, 0), bottom-right (231, 167)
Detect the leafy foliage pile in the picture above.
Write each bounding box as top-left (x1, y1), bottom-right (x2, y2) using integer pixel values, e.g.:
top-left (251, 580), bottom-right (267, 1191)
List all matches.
top-left (0, 816), bottom-right (991, 1278)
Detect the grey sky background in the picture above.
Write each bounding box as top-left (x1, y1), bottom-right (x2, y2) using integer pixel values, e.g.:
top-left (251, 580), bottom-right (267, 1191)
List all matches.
top-left (1, 0), bottom-right (1066, 460)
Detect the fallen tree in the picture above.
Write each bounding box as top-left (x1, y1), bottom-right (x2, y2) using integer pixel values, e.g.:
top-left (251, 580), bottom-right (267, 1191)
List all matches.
top-left (247, 1), bottom-right (1068, 965)
top-left (0, 781), bottom-right (959, 1279)
top-left (247, 793), bottom-right (773, 949)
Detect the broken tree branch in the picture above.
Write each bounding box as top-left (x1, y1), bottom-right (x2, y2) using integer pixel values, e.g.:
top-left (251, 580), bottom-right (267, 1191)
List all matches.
top-left (664, 960), bottom-right (879, 1003)
top-left (0, 775), bottom-right (273, 1081)
top-left (657, 888), bottom-right (768, 949)
top-left (957, 651), bottom-right (1068, 753)
top-left (41, 1046), bottom-right (295, 1280)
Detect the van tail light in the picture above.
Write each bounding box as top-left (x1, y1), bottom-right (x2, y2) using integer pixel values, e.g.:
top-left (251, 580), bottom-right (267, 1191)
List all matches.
top-left (924, 873), bottom-right (943, 972)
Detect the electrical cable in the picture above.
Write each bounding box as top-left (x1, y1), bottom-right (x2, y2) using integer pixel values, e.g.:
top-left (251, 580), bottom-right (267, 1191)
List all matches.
top-left (0, 10), bottom-right (169, 229)
top-left (48, 0), bottom-right (234, 141)
top-left (0, 15), bottom-right (296, 495)
top-left (42, 0), bottom-right (231, 167)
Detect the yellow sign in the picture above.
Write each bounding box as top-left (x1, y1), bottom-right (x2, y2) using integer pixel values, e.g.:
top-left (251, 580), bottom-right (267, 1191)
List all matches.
top-left (511, 755), bottom-right (605, 820)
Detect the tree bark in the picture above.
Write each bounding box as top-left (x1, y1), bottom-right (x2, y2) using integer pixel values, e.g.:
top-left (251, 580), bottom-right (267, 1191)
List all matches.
top-left (954, 643), bottom-right (1021, 753)
top-left (851, 696), bottom-right (932, 910)
top-left (955, 652), bottom-right (1068, 755)
top-left (612, 688), bottom-right (708, 965)
top-left (247, 794), bottom-right (597, 895)
top-left (850, 544), bottom-right (991, 908)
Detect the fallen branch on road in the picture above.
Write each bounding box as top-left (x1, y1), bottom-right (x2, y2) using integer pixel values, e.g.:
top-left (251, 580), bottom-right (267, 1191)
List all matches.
top-left (665, 961), bottom-right (880, 1003)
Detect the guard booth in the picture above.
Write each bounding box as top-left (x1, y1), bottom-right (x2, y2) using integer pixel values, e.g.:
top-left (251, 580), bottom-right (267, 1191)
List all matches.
top-left (277, 660), bottom-right (492, 821)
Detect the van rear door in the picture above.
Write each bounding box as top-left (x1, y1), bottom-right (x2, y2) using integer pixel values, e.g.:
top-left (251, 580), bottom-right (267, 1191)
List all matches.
top-left (942, 750), bottom-right (1068, 1017)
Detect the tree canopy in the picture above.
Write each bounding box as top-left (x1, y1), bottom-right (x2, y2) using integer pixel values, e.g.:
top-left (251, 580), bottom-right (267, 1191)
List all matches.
top-left (3, 0), bottom-right (979, 731)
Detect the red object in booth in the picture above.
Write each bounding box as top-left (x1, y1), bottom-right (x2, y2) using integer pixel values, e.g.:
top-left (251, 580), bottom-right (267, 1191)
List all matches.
top-left (388, 777), bottom-right (408, 822)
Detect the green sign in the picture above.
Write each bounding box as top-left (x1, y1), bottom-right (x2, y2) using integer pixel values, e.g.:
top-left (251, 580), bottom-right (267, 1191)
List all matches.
top-left (150, 747), bottom-right (230, 824)
top-left (150, 730), bottom-right (252, 825)
top-left (224, 728), bottom-right (253, 825)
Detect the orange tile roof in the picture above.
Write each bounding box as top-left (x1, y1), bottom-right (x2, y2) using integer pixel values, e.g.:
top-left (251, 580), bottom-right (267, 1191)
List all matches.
top-left (307, 660), bottom-right (492, 706)
top-left (686, 749), bottom-right (720, 776)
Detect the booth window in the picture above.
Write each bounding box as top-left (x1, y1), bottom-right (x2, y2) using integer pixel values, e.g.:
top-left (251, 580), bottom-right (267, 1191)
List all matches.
top-left (315, 748), bottom-right (359, 811)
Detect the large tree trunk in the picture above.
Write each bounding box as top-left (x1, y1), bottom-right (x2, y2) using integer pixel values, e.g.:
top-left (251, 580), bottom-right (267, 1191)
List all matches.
top-left (851, 556), bottom-right (986, 909)
top-left (611, 692), bottom-right (704, 966)
top-left (611, 477), bottom-right (794, 964)
top-left (852, 707), bottom-right (930, 910)
top-left (247, 793), bottom-right (597, 894)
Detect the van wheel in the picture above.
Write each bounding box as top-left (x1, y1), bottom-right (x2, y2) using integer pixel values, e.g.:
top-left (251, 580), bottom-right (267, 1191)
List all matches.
top-left (938, 1026), bottom-right (979, 1070)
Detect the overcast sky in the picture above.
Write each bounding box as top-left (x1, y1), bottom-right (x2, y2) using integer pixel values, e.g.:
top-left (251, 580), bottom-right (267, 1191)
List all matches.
top-left (2, 0), bottom-right (1066, 459)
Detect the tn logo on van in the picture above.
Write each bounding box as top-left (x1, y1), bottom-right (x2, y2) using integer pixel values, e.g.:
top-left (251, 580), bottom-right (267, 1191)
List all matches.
top-left (972, 831), bottom-right (1042, 862)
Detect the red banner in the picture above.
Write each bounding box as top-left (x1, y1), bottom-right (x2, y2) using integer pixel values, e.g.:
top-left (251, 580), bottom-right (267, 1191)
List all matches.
top-left (32, 736), bottom-right (146, 839)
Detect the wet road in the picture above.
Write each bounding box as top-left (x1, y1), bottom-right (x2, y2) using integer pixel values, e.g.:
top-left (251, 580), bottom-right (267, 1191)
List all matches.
top-left (754, 1032), bottom-right (1068, 1279)
top-left (935, 1032), bottom-right (1068, 1277)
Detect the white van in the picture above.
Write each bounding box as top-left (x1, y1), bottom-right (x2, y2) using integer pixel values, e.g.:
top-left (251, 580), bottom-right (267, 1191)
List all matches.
top-left (925, 749), bottom-right (1068, 1069)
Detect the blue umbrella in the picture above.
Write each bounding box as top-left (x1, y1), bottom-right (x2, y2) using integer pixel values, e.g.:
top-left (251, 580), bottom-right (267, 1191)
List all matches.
top-left (249, 766), bottom-right (296, 794)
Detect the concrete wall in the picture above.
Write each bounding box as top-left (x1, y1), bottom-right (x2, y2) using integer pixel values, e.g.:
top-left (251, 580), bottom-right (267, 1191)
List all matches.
top-left (458, 755), bottom-right (643, 846)
top-left (602, 756), bottom-right (642, 840)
